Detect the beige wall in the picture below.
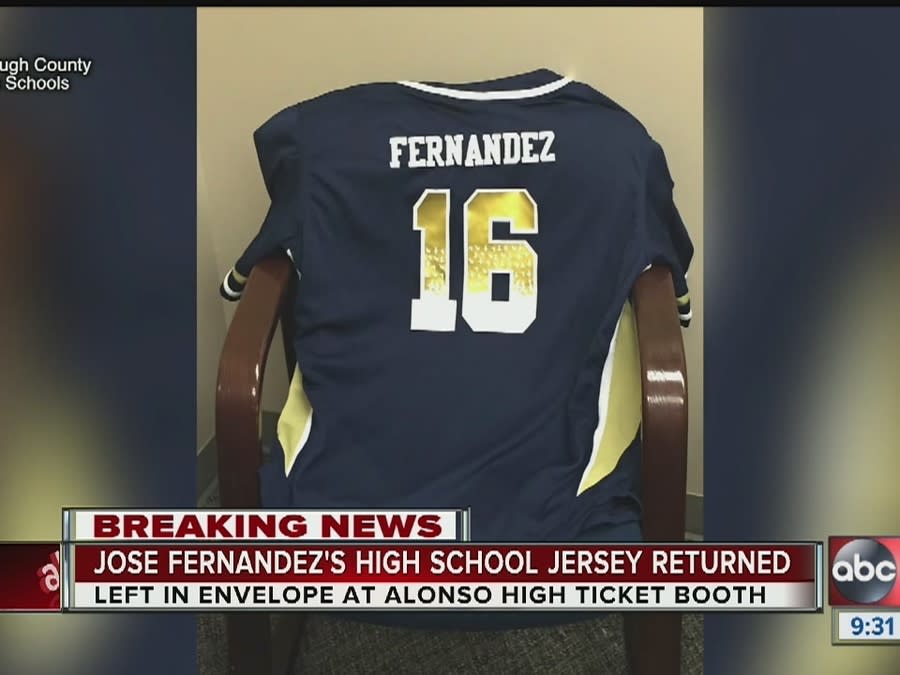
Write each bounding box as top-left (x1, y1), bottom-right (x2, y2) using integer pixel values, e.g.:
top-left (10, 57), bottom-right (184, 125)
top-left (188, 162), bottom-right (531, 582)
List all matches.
top-left (197, 8), bottom-right (704, 497)
top-left (196, 141), bottom-right (227, 450)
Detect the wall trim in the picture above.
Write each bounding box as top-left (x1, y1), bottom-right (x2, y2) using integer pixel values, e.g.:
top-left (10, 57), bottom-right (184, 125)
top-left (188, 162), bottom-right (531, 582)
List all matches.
top-left (196, 433), bottom-right (219, 505)
top-left (686, 492), bottom-right (703, 537)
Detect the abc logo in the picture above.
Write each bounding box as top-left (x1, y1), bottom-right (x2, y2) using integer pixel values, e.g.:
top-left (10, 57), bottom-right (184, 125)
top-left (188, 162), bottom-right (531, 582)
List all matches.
top-left (831, 538), bottom-right (897, 604)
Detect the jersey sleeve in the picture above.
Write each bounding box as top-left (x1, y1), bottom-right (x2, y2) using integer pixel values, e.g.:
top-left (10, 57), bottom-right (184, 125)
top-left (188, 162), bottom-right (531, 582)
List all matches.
top-left (639, 139), bottom-right (694, 327)
top-left (219, 107), bottom-right (304, 302)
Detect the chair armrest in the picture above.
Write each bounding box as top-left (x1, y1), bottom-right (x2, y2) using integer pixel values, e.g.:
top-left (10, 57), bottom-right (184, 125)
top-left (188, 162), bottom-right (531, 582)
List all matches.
top-left (632, 266), bottom-right (689, 541)
top-left (215, 256), bottom-right (300, 675)
top-left (215, 255), bottom-right (294, 509)
top-left (626, 266), bottom-right (690, 675)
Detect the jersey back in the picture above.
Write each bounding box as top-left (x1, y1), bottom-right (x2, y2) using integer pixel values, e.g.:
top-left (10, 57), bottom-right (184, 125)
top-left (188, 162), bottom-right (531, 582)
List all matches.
top-left (221, 69), bottom-right (693, 541)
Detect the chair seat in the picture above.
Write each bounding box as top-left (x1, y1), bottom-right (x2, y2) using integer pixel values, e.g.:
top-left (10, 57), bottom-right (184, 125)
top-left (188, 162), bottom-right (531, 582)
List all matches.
top-left (214, 258), bottom-right (690, 675)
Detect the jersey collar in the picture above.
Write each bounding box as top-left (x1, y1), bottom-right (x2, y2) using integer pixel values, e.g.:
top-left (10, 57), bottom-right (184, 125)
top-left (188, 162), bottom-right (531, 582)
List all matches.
top-left (397, 69), bottom-right (572, 101)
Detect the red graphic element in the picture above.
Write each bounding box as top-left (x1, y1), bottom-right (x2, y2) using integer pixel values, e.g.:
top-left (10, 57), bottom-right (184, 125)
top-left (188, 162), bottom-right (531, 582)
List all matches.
top-left (38, 549), bottom-right (60, 593)
top-left (36, 549), bottom-right (61, 608)
top-left (0, 543), bottom-right (62, 612)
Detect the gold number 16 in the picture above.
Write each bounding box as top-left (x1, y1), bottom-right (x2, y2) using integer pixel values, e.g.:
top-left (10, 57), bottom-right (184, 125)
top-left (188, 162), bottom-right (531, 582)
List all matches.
top-left (411, 188), bottom-right (538, 334)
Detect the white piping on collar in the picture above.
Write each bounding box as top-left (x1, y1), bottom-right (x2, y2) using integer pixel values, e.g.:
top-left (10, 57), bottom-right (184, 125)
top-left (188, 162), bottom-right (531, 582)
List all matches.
top-left (397, 76), bottom-right (572, 101)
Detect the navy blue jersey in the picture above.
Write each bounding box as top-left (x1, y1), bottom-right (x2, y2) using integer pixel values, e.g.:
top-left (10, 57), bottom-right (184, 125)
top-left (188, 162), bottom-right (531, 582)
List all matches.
top-left (220, 69), bottom-right (693, 542)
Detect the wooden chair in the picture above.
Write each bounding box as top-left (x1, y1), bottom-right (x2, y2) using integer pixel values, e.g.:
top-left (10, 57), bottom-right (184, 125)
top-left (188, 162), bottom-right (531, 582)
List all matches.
top-left (215, 256), bottom-right (689, 675)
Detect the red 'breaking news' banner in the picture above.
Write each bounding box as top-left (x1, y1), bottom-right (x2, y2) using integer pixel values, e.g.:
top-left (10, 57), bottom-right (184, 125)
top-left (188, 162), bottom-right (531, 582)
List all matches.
top-left (67, 509), bottom-right (466, 541)
top-left (73, 543), bottom-right (818, 584)
top-left (0, 543), bottom-right (62, 612)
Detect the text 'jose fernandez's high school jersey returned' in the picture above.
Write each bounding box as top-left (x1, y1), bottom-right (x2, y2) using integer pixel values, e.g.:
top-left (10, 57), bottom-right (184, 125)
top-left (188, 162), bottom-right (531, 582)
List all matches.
top-left (220, 69), bottom-right (693, 542)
